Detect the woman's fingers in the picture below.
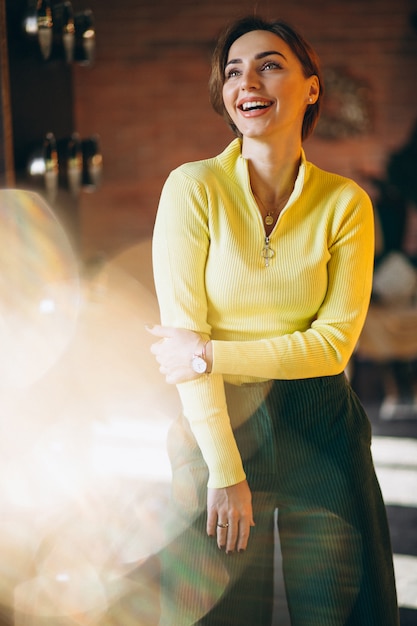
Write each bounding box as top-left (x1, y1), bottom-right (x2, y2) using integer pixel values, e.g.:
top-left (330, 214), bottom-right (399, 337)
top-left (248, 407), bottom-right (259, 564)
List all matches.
top-left (214, 517), bottom-right (253, 553)
top-left (236, 518), bottom-right (253, 552)
top-left (224, 519), bottom-right (239, 553)
top-left (207, 481), bottom-right (255, 553)
top-left (216, 521), bottom-right (229, 550)
top-left (146, 325), bottom-right (207, 383)
top-left (145, 324), bottom-right (175, 339)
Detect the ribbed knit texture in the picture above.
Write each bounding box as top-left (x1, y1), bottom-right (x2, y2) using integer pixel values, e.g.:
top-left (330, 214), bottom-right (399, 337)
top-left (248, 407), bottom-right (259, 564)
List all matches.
top-left (152, 139), bottom-right (374, 488)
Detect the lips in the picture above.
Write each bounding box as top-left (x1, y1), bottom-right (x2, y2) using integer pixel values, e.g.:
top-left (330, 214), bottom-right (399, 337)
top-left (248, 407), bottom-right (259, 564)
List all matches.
top-left (238, 98), bottom-right (273, 112)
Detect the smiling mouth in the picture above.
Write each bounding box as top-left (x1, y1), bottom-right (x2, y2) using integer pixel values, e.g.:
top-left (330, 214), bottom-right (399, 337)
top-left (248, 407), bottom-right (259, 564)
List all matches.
top-left (239, 100), bottom-right (273, 111)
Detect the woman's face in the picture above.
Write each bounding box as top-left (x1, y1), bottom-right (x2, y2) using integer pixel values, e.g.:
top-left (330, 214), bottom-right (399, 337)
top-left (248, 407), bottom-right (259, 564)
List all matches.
top-left (222, 30), bottom-right (318, 141)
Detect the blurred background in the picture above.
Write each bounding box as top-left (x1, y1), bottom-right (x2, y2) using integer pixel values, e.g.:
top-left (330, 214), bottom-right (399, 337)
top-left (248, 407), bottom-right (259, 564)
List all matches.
top-left (0, 0), bottom-right (417, 624)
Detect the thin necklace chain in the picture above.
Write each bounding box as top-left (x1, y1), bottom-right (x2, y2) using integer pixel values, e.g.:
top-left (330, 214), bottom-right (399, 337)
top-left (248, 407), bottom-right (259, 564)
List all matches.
top-left (253, 191), bottom-right (289, 227)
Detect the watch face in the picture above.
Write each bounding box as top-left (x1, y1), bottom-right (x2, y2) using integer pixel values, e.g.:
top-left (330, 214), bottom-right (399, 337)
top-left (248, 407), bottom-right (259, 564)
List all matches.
top-left (191, 355), bottom-right (207, 374)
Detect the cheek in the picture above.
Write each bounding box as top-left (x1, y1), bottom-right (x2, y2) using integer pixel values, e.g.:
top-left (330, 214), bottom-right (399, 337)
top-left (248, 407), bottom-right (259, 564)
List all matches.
top-left (222, 85), bottom-right (235, 116)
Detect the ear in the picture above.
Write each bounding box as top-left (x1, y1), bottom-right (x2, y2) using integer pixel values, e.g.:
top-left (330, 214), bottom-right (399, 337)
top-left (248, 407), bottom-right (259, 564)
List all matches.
top-left (307, 75), bottom-right (320, 103)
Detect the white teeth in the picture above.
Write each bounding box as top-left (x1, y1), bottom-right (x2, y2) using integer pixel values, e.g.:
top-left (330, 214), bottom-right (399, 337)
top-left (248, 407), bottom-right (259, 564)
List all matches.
top-left (241, 101), bottom-right (270, 111)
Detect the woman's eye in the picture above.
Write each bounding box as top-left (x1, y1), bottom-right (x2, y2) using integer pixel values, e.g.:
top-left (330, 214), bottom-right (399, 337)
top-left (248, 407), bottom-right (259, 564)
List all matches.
top-left (225, 68), bottom-right (240, 79)
top-left (262, 61), bottom-right (281, 71)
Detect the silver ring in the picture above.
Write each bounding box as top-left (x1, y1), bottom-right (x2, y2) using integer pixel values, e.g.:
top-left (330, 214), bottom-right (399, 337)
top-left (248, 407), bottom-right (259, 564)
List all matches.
top-left (217, 522), bottom-right (229, 529)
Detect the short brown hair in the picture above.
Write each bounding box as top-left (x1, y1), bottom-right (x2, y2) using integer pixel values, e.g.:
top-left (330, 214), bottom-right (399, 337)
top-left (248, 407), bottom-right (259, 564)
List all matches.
top-left (209, 16), bottom-right (323, 141)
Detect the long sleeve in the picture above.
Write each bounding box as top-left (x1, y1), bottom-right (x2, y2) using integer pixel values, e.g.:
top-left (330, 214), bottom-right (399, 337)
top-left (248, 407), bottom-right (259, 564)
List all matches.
top-left (152, 164), bottom-right (246, 488)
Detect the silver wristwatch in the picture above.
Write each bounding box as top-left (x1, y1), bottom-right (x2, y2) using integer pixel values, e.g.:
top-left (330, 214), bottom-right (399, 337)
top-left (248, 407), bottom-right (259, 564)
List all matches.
top-left (191, 341), bottom-right (209, 374)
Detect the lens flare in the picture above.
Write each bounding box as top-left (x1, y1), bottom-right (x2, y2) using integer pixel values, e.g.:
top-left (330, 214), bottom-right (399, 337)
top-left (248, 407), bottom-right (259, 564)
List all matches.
top-left (0, 189), bottom-right (80, 388)
top-left (0, 199), bottom-right (194, 623)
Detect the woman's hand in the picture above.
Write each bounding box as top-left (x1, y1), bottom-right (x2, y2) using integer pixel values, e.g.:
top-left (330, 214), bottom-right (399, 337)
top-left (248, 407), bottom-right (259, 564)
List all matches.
top-left (146, 325), bottom-right (211, 384)
top-left (207, 479), bottom-right (255, 553)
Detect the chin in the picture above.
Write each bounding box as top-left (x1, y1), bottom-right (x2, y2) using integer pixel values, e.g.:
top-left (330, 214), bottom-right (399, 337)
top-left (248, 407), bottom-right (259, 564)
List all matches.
top-left (241, 128), bottom-right (273, 141)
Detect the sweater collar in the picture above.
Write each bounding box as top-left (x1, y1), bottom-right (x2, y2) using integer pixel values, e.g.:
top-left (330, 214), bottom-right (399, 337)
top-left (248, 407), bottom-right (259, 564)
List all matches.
top-left (217, 138), bottom-right (307, 207)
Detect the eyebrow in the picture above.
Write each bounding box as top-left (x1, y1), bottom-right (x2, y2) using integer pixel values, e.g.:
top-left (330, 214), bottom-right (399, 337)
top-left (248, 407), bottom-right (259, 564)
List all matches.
top-left (225, 50), bottom-right (287, 67)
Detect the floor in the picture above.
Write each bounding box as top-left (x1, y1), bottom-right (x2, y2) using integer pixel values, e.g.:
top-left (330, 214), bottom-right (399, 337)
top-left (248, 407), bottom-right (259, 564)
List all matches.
top-left (1, 209), bottom-right (416, 625)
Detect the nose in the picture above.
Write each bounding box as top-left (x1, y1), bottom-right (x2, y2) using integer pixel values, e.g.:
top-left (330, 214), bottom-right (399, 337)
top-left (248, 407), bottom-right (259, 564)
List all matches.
top-left (240, 67), bottom-right (260, 91)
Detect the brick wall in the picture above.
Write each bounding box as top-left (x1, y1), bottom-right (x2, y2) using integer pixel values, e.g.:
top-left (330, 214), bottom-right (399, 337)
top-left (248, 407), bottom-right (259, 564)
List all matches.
top-left (72, 0), bottom-right (417, 259)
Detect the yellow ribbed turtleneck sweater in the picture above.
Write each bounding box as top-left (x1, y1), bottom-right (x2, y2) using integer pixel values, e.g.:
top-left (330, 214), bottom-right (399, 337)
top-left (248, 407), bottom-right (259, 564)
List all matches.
top-left (152, 138), bottom-right (374, 488)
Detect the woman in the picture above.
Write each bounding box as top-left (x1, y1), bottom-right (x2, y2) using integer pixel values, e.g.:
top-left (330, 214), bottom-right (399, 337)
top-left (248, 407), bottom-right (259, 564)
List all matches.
top-left (148, 16), bottom-right (399, 626)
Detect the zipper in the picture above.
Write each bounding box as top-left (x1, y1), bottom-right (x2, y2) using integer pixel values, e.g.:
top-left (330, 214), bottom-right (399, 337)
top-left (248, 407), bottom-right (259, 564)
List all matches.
top-left (261, 235), bottom-right (275, 267)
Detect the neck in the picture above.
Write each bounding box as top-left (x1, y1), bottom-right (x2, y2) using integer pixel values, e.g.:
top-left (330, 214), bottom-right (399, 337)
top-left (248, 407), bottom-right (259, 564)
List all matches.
top-left (243, 137), bottom-right (302, 208)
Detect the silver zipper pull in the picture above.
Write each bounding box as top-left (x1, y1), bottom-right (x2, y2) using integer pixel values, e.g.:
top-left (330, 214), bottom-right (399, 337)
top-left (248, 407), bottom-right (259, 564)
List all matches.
top-left (261, 236), bottom-right (275, 267)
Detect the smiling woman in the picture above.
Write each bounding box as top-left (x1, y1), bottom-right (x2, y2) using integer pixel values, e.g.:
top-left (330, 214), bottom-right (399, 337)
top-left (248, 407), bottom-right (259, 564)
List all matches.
top-left (222, 37), bottom-right (317, 140)
top-left (209, 17), bottom-right (322, 142)
top-left (148, 15), bottom-right (399, 626)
